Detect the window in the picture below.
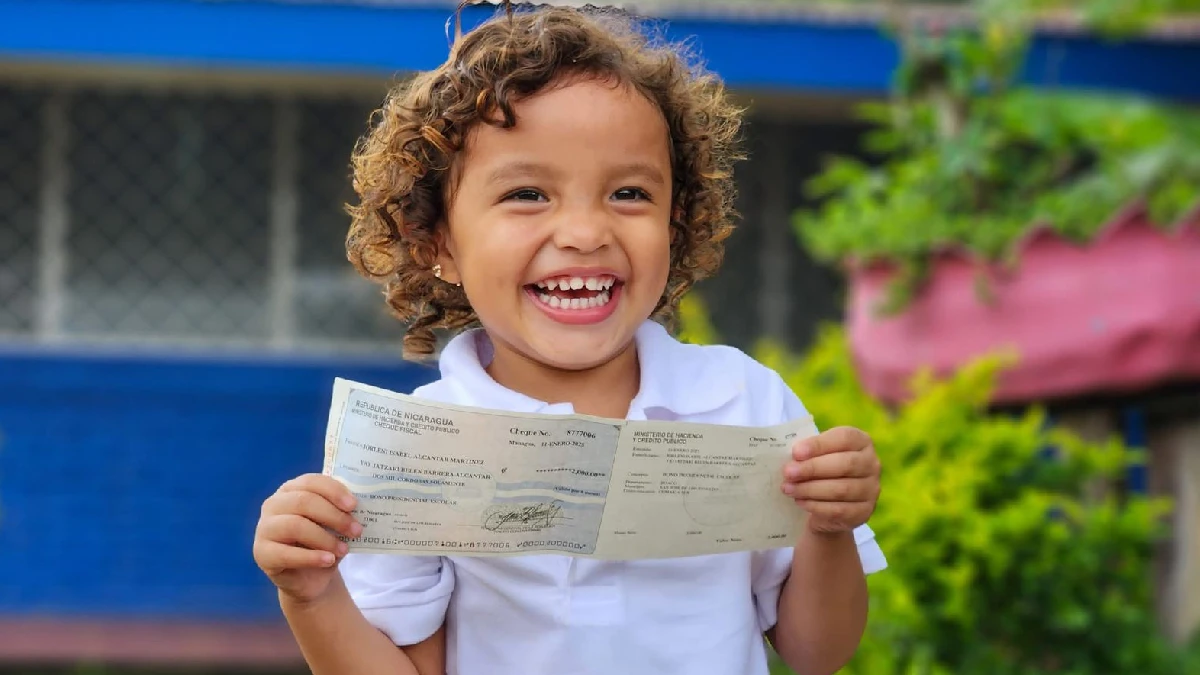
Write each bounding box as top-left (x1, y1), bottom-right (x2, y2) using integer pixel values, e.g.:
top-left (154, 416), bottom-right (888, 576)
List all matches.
top-left (0, 80), bottom-right (405, 354)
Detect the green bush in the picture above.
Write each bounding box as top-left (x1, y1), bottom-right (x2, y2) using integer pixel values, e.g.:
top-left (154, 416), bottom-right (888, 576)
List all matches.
top-left (678, 297), bottom-right (1189, 675)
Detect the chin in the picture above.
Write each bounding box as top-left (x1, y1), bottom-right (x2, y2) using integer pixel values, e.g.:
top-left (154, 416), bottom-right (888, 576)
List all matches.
top-left (524, 337), bottom-right (630, 372)
top-left (485, 297), bottom-right (649, 371)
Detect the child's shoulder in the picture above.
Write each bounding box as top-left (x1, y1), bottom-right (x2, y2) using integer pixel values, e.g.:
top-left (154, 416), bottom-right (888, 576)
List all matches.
top-left (649, 325), bottom-right (807, 423)
top-left (687, 342), bottom-right (798, 389)
top-left (670, 336), bottom-right (783, 387)
top-left (408, 375), bottom-right (460, 404)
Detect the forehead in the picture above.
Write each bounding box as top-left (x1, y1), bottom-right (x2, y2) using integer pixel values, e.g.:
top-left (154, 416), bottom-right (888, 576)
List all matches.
top-left (462, 76), bottom-right (671, 166)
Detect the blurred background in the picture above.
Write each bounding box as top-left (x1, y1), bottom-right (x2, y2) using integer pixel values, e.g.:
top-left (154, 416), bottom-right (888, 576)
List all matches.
top-left (0, 0), bottom-right (1198, 673)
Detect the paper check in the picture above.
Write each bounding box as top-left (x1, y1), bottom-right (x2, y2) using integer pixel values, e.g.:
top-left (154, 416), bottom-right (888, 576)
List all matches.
top-left (322, 378), bottom-right (817, 560)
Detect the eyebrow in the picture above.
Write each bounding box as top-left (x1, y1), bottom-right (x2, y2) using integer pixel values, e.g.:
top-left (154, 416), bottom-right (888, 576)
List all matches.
top-left (614, 162), bottom-right (668, 187)
top-left (484, 160), bottom-right (668, 187)
top-left (485, 161), bottom-right (557, 186)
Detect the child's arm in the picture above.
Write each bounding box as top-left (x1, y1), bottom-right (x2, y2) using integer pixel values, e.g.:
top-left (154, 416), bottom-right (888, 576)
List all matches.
top-left (768, 530), bottom-right (869, 675)
top-left (253, 474), bottom-right (446, 675)
top-left (281, 573), bottom-right (443, 675)
top-left (769, 426), bottom-right (882, 675)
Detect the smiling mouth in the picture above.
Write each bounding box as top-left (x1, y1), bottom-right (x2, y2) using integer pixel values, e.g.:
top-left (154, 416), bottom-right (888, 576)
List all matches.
top-left (526, 274), bottom-right (620, 310)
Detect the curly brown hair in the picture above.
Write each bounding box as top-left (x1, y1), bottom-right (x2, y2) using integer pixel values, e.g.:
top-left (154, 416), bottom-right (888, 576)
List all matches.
top-left (345, 2), bottom-right (745, 360)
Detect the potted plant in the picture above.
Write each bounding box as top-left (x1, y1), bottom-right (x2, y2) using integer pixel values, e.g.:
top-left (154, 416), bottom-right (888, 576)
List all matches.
top-left (793, 1), bottom-right (1200, 405)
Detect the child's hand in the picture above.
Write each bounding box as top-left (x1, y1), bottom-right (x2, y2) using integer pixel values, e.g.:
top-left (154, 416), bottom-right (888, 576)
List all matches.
top-left (781, 427), bottom-right (881, 535)
top-left (253, 474), bottom-right (363, 604)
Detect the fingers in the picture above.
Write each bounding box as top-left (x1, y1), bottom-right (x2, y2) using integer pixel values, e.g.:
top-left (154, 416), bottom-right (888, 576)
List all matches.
top-left (792, 426), bottom-right (873, 461)
top-left (260, 513), bottom-right (346, 551)
top-left (277, 473), bottom-right (357, 512)
top-left (784, 427), bottom-right (882, 535)
top-left (254, 540), bottom-right (337, 572)
top-left (784, 478), bottom-right (877, 502)
top-left (795, 500), bottom-right (874, 530)
top-left (783, 450), bottom-right (880, 483)
top-left (255, 514), bottom-right (347, 576)
top-left (254, 474), bottom-right (362, 575)
top-left (264, 488), bottom-right (362, 539)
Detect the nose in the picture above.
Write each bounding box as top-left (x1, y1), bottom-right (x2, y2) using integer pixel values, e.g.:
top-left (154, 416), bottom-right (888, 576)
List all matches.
top-left (551, 205), bottom-right (612, 254)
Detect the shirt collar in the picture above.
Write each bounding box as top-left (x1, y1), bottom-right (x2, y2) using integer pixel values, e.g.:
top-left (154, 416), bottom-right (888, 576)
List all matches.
top-left (436, 320), bottom-right (743, 419)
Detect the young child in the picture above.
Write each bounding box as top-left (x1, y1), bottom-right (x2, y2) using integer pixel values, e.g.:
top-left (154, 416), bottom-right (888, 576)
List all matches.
top-left (253, 4), bottom-right (886, 674)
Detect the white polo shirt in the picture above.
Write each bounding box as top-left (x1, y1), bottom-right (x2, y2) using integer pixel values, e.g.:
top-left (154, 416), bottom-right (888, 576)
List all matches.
top-left (340, 320), bottom-right (887, 675)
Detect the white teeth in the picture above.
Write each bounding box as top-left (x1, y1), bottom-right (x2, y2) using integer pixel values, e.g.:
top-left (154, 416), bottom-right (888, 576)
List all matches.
top-left (533, 275), bottom-right (618, 290)
top-left (536, 291), bottom-right (611, 309)
top-left (532, 279), bottom-right (616, 311)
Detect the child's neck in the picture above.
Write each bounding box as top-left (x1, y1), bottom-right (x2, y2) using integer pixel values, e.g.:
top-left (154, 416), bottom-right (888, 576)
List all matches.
top-left (484, 340), bottom-right (640, 420)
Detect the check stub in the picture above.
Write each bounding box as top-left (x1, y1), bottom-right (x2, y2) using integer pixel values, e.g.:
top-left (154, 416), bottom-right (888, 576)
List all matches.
top-left (322, 378), bottom-right (817, 560)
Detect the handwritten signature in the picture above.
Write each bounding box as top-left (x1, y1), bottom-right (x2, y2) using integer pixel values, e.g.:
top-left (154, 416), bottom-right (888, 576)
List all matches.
top-left (482, 501), bottom-right (565, 533)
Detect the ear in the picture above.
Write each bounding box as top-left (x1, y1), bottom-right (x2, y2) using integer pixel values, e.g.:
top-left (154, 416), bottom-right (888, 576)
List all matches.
top-left (433, 223), bottom-right (463, 286)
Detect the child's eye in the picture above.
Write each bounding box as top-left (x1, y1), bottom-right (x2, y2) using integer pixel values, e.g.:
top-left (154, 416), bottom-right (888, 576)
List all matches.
top-left (613, 187), bottom-right (651, 201)
top-left (504, 189), bottom-right (547, 202)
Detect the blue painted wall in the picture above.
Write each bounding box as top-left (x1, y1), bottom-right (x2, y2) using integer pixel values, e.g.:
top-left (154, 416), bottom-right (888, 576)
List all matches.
top-left (0, 348), bottom-right (436, 619)
top-left (0, 0), bottom-right (1198, 99)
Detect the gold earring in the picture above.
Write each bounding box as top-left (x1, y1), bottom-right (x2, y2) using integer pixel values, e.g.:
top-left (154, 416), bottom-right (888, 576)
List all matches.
top-left (432, 264), bottom-right (461, 287)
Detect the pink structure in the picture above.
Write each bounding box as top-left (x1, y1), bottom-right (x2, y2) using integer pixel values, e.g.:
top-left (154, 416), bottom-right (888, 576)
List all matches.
top-left (847, 205), bottom-right (1200, 405)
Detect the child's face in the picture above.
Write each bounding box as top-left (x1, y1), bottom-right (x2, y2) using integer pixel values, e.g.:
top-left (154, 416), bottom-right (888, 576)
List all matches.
top-left (440, 76), bottom-right (673, 373)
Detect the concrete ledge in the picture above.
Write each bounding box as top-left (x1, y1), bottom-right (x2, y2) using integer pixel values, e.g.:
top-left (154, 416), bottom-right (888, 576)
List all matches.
top-left (0, 618), bottom-right (303, 667)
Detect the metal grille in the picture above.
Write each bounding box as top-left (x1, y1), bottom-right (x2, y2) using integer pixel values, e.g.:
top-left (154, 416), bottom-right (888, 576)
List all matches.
top-left (295, 99), bottom-right (407, 347)
top-left (64, 90), bottom-right (273, 343)
top-left (0, 87), bottom-right (42, 337)
top-left (0, 80), bottom-right (406, 353)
